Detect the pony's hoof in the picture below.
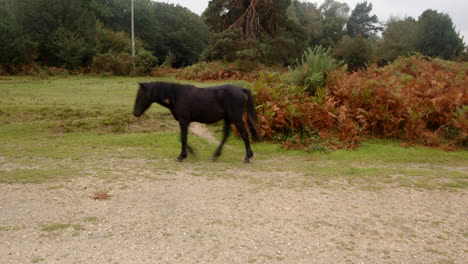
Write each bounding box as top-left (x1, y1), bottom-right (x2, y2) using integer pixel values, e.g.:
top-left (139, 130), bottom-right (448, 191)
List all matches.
top-left (243, 157), bottom-right (250, 164)
top-left (177, 155), bottom-right (186, 162)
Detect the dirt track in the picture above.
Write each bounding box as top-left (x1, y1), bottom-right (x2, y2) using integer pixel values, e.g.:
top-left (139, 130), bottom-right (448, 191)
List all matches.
top-left (1, 158), bottom-right (467, 264)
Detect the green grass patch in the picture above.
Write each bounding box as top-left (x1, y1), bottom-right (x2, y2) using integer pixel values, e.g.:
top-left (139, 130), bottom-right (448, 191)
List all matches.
top-left (319, 140), bottom-right (467, 165)
top-left (0, 76), bottom-right (466, 189)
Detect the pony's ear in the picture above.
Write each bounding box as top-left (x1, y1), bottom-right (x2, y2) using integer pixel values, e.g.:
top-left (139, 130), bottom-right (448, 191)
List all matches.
top-left (139, 83), bottom-right (150, 97)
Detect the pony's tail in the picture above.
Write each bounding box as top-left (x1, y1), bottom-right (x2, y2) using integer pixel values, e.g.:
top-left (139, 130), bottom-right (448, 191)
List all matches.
top-left (242, 88), bottom-right (261, 142)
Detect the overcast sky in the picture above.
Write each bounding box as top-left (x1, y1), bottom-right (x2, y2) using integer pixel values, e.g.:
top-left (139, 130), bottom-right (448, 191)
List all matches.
top-left (155, 0), bottom-right (467, 43)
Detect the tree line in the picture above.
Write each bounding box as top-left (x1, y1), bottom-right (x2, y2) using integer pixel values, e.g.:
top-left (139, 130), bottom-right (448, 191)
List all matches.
top-left (0, 0), bottom-right (209, 72)
top-left (203, 0), bottom-right (466, 68)
top-left (0, 0), bottom-right (465, 73)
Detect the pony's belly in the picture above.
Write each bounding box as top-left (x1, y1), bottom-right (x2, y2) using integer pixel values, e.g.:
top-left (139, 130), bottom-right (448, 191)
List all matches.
top-left (192, 115), bottom-right (224, 124)
top-left (191, 109), bottom-right (224, 124)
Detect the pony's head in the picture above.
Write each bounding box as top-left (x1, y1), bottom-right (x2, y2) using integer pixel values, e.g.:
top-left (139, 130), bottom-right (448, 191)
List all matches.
top-left (133, 83), bottom-right (152, 117)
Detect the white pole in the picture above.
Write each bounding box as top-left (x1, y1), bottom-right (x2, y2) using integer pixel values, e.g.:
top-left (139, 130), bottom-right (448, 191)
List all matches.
top-left (131, 0), bottom-right (136, 68)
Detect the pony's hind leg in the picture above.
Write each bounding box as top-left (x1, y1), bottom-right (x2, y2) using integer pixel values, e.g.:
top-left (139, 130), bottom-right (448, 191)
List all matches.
top-left (234, 122), bottom-right (253, 163)
top-left (213, 121), bottom-right (231, 161)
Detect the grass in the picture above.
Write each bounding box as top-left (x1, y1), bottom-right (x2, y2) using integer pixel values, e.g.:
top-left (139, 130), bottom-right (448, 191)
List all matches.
top-left (32, 258), bottom-right (45, 263)
top-left (83, 217), bottom-right (100, 223)
top-left (0, 76), bottom-right (466, 190)
top-left (323, 139), bottom-right (467, 165)
top-left (40, 222), bottom-right (85, 233)
top-left (0, 225), bottom-right (22, 231)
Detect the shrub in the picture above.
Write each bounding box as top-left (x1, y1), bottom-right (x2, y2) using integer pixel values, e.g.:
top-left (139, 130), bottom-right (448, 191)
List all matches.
top-left (175, 61), bottom-right (267, 81)
top-left (135, 49), bottom-right (158, 73)
top-left (287, 46), bottom-right (342, 95)
top-left (149, 66), bottom-right (177, 77)
top-left (92, 23), bottom-right (158, 76)
top-left (162, 52), bottom-right (176, 68)
top-left (91, 50), bottom-right (157, 76)
top-left (95, 22), bottom-right (131, 55)
top-left (332, 35), bottom-right (375, 71)
top-left (338, 56), bottom-right (468, 146)
top-left (176, 61), bottom-right (241, 80)
top-left (91, 53), bottom-right (133, 75)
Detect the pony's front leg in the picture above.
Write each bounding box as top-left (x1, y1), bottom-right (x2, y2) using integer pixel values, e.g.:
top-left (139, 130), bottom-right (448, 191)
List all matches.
top-left (177, 122), bottom-right (189, 162)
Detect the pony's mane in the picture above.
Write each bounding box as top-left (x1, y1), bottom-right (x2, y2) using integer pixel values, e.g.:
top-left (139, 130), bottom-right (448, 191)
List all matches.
top-left (140, 82), bottom-right (192, 103)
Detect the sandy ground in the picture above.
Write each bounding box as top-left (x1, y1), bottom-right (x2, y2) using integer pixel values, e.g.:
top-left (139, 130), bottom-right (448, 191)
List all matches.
top-left (0, 166), bottom-right (467, 264)
top-left (0, 126), bottom-right (467, 264)
top-left (190, 123), bottom-right (219, 144)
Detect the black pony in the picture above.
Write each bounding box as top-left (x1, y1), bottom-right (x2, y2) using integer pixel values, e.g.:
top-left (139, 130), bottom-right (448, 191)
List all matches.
top-left (133, 82), bottom-right (260, 163)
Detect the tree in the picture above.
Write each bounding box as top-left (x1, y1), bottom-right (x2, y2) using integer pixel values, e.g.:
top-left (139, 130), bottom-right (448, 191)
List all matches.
top-left (333, 35), bottom-right (374, 71)
top-left (0, 0), bottom-right (35, 66)
top-left (202, 0), bottom-right (309, 64)
top-left (346, 1), bottom-right (381, 39)
top-left (89, 0), bottom-right (130, 32)
top-left (150, 2), bottom-right (209, 67)
top-left (317, 0), bottom-right (350, 48)
top-left (13, 0), bottom-right (98, 68)
top-left (286, 1), bottom-right (321, 45)
top-left (92, 0), bottom-right (209, 67)
top-left (415, 9), bottom-right (464, 59)
top-left (0, 0), bottom-right (209, 70)
top-left (377, 17), bottom-right (418, 64)
top-left (204, 0), bottom-right (291, 39)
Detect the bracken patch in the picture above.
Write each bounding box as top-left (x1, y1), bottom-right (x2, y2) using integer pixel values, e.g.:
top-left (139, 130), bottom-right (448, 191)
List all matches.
top-left (251, 56), bottom-right (468, 150)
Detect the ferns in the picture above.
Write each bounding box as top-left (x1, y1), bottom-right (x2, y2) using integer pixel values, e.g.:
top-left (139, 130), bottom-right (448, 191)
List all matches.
top-left (252, 56), bottom-right (468, 149)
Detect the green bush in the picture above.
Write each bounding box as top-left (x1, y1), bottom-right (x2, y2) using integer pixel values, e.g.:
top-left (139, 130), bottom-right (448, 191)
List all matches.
top-left (135, 49), bottom-right (158, 73)
top-left (162, 51), bottom-right (176, 67)
top-left (287, 46), bottom-right (342, 95)
top-left (91, 50), bottom-right (157, 76)
top-left (92, 22), bottom-right (158, 76)
top-left (333, 35), bottom-right (375, 71)
top-left (92, 53), bottom-right (133, 75)
top-left (95, 22), bottom-right (131, 54)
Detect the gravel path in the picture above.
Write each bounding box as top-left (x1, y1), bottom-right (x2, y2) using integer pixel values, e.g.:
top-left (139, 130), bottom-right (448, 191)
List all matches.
top-left (1, 167), bottom-right (467, 264)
